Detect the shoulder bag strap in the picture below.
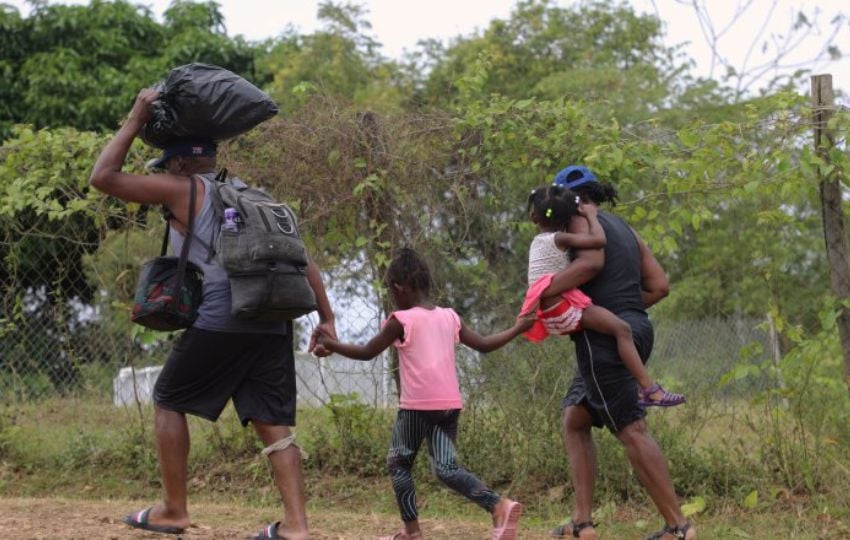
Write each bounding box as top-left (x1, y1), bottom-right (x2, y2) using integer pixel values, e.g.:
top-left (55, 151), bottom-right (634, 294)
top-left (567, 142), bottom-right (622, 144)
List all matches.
top-left (169, 176), bottom-right (198, 312)
top-left (159, 218), bottom-right (171, 257)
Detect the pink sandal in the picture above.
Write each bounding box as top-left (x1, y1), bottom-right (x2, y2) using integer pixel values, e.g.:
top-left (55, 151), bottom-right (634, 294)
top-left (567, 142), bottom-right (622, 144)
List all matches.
top-left (492, 501), bottom-right (523, 540)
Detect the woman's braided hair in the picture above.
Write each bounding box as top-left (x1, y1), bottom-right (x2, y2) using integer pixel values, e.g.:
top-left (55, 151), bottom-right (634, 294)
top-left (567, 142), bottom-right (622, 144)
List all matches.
top-left (385, 247), bottom-right (433, 294)
top-left (571, 181), bottom-right (619, 206)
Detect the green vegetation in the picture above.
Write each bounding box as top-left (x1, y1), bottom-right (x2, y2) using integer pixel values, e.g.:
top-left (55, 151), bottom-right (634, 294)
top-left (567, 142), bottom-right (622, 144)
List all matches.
top-left (2, 0), bottom-right (850, 535)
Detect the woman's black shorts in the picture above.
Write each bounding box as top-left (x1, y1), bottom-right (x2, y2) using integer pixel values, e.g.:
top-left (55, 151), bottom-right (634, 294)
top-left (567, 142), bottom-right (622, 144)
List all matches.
top-left (563, 310), bottom-right (654, 432)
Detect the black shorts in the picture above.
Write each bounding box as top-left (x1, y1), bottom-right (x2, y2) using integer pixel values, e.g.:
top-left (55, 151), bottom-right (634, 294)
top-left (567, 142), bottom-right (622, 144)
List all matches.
top-left (153, 326), bottom-right (296, 426)
top-left (563, 310), bottom-right (654, 432)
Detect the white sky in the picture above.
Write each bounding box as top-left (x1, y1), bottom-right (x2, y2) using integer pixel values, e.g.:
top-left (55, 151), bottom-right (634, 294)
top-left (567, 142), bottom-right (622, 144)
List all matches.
top-left (5, 0), bottom-right (850, 100)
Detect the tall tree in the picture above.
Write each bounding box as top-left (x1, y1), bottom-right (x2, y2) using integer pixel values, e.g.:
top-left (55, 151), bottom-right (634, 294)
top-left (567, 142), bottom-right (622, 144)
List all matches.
top-left (0, 0), bottom-right (263, 135)
top-left (258, 1), bottom-right (410, 113)
top-left (417, 0), bottom-right (695, 123)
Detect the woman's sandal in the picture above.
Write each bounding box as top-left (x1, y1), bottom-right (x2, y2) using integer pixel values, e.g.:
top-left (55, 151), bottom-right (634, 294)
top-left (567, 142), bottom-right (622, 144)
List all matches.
top-left (253, 521), bottom-right (283, 539)
top-left (645, 522), bottom-right (693, 540)
top-left (637, 383), bottom-right (686, 408)
top-left (550, 520), bottom-right (597, 538)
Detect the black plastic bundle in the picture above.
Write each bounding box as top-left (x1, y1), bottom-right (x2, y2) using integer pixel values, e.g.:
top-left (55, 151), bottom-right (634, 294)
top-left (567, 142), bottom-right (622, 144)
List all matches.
top-left (141, 63), bottom-right (279, 149)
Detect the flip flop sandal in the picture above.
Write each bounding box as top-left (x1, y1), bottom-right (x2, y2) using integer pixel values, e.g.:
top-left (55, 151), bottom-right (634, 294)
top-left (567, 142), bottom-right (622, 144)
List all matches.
top-left (550, 520), bottom-right (597, 537)
top-left (637, 383), bottom-right (686, 408)
top-left (254, 521), bottom-right (283, 539)
top-left (122, 507), bottom-right (185, 535)
top-left (492, 501), bottom-right (523, 540)
top-left (646, 522), bottom-right (693, 540)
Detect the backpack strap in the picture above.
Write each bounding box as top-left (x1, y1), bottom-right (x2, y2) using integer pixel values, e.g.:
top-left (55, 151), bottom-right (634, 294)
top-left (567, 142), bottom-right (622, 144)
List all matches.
top-left (206, 169), bottom-right (231, 263)
top-left (207, 168), bottom-right (251, 261)
top-left (208, 168), bottom-right (229, 220)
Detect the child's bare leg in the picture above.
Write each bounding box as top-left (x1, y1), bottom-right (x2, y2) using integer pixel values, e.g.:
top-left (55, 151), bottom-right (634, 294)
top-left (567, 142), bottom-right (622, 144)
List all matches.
top-left (580, 306), bottom-right (654, 389)
top-left (581, 307), bottom-right (685, 406)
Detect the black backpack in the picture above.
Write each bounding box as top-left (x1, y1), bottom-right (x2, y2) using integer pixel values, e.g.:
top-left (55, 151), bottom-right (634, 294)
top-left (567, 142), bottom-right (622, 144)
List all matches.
top-left (208, 171), bottom-right (318, 320)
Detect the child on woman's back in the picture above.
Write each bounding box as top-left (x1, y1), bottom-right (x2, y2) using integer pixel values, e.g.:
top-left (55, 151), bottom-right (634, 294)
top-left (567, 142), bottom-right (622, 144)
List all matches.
top-left (522, 185), bottom-right (685, 407)
top-left (316, 248), bottom-right (531, 540)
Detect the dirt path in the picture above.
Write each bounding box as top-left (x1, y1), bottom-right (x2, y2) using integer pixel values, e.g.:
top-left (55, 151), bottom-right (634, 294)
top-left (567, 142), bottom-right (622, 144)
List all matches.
top-left (0, 497), bottom-right (556, 539)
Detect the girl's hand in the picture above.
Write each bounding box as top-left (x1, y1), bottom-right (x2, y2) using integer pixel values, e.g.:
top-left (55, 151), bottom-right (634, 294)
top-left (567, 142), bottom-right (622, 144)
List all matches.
top-left (516, 312), bottom-right (537, 332)
top-left (312, 343), bottom-right (332, 358)
top-left (519, 299), bottom-right (539, 318)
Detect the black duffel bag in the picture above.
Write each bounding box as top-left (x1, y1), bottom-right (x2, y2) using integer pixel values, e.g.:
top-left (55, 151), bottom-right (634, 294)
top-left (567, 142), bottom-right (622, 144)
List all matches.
top-left (141, 63), bottom-right (279, 149)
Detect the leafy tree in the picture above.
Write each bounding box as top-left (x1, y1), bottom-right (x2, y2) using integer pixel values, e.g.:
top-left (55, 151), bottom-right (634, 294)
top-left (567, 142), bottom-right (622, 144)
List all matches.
top-left (258, 1), bottom-right (410, 114)
top-left (417, 0), bottom-right (693, 123)
top-left (0, 0), bottom-right (264, 134)
top-left (0, 125), bottom-right (153, 393)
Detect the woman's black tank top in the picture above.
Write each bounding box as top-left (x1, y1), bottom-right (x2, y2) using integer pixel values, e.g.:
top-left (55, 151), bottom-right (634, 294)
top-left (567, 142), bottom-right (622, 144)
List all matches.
top-left (579, 211), bottom-right (646, 315)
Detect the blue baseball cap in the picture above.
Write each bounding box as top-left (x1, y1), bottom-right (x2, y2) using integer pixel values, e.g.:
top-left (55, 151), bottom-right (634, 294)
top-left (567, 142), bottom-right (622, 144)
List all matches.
top-left (148, 139), bottom-right (217, 170)
top-left (553, 165), bottom-right (597, 189)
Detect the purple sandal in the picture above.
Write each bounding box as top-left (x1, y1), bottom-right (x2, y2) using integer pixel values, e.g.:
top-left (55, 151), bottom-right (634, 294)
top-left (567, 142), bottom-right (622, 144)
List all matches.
top-left (637, 383), bottom-right (686, 408)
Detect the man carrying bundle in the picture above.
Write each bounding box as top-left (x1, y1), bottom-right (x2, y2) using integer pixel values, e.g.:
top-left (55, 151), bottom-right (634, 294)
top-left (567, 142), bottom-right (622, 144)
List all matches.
top-left (90, 87), bottom-right (335, 540)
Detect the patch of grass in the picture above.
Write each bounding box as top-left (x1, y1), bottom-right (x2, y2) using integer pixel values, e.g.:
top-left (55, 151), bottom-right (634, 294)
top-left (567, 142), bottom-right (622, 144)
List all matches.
top-left (1, 393), bottom-right (849, 539)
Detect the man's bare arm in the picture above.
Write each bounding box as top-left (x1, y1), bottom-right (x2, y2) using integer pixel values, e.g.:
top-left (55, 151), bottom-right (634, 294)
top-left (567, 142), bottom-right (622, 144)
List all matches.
top-left (306, 256), bottom-right (338, 354)
top-left (89, 89), bottom-right (191, 221)
top-left (634, 230), bottom-right (669, 308)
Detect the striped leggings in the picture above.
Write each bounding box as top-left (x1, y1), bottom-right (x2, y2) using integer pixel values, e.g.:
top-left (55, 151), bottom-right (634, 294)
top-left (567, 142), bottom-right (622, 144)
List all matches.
top-left (387, 409), bottom-right (500, 522)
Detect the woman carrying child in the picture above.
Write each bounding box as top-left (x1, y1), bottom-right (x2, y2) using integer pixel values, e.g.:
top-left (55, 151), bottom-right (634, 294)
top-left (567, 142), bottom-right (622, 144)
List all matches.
top-left (522, 184), bottom-right (685, 408)
top-left (542, 165), bottom-right (696, 540)
top-left (315, 248), bottom-right (532, 540)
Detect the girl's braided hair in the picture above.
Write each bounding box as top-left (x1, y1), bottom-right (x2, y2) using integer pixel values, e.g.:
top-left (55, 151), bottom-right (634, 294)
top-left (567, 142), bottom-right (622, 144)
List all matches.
top-left (385, 247), bottom-right (433, 294)
top-left (527, 184), bottom-right (580, 230)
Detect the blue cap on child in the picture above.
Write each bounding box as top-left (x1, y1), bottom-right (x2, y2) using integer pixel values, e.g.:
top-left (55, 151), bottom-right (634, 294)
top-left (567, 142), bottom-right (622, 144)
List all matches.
top-left (553, 165), bottom-right (597, 189)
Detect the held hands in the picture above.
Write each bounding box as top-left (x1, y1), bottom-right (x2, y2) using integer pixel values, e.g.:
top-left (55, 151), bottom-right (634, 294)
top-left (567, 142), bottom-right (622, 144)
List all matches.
top-left (309, 320), bottom-right (337, 358)
top-left (312, 343), bottom-right (332, 357)
top-left (126, 88), bottom-right (160, 126)
top-left (515, 311), bottom-right (537, 333)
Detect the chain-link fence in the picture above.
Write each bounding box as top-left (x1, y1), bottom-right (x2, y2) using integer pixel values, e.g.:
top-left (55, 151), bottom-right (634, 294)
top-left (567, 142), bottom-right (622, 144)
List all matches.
top-left (0, 218), bottom-right (772, 407)
top-left (0, 116), bottom-right (781, 408)
top-left (0, 221), bottom-right (399, 405)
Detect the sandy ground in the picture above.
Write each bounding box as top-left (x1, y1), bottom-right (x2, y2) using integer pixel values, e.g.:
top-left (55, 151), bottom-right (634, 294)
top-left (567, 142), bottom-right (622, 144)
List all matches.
top-left (0, 496), bottom-right (555, 540)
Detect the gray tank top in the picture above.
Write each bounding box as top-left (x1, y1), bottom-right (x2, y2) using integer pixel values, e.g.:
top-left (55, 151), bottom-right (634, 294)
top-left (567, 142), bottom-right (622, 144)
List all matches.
top-left (169, 174), bottom-right (287, 334)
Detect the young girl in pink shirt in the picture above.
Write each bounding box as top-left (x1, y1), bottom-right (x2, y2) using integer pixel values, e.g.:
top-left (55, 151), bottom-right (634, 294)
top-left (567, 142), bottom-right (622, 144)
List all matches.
top-left (316, 248), bottom-right (532, 540)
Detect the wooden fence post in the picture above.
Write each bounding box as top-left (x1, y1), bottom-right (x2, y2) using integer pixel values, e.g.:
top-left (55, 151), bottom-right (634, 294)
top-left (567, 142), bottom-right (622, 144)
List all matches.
top-left (811, 74), bottom-right (850, 398)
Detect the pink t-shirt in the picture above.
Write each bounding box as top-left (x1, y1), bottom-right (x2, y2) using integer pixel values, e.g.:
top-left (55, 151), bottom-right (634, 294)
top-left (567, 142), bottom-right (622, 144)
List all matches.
top-left (388, 306), bottom-right (464, 410)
